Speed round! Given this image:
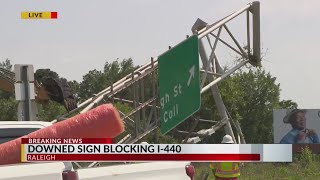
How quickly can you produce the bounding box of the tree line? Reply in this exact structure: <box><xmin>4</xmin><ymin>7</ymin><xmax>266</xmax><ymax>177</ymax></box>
<box><xmin>0</xmin><ymin>58</ymin><xmax>297</xmax><ymax>143</ymax></box>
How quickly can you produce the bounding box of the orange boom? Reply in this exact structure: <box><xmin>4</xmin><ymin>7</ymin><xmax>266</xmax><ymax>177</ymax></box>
<box><xmin>0</xmin><ymin>104</ymin><xmax>124</xmax><ymax>165</ymax></box>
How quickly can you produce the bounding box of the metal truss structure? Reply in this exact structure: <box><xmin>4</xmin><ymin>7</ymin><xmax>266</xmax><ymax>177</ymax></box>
<box><xmin>0</xmin><ymin>1</ymin><xmax>261</xmax><ymax>169</ymax></box>
<box><xmin>54</xmin><ymin>2</ymin><xmax>260</xmax><ymax>153</ymax></box>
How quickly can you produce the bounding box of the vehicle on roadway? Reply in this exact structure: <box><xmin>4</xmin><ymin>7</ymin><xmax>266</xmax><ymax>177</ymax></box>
<box><xmin>0</xmin><ymin>121</ymin><xmax>195</xmax><ymax>180</ymax></box>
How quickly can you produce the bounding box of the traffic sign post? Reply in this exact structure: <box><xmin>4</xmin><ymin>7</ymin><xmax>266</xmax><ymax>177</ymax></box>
<box><xmin>159</xmin><ymin>35</ymin><xmax>201</xmax><ymax>134</ymax></box>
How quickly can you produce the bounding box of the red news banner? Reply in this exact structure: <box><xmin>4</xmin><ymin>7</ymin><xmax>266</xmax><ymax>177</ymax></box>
<box><xmin>21</xmin><ymin>138</ymin><xmax>292</xmax><ymax>162</ymax></box>
<box><xmin>22</xmin><ymin>138</ymin><xmax>113</xmax><ymax>161</ymax></box>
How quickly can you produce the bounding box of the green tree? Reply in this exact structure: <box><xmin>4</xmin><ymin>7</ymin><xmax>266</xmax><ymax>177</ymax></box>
<box><xmin>104</xmin><ymin>58</ymin><xmax>135</xmax><ymax>81</ymax></box>
<box><xmin>114</xmin><ymin>102</ymin><xmax>132</xmax><ymax>116</ymax></box>
<box><xmin>68</xmin><ymin>80</ymin><xmax>80</xmax><ymax>101</ymax></box>
<box><xmin>0</xmin><ymin>59</ymin><xmax>70</xmax><ymax>121</ymax></box>
<box><xmin>0</xmin><ymin>98</ymin><xmax>18</xmax><ymax>120</ymax></box>
<box><xmin>0</xmin><ymin>59</ymin><xmax>18</xmax><ymax>120</ymax></box>
<box><xmin>0</xmin><ymin>58</ymin><xmax>13</xmax><ymax>70</ymax></box>
<box><xmin>104</xmin><ymin>60</ymin><xmax>121</xmax><ymax>82</ymax></box>
<box><xmin>198</xmin><ymin>67</ymin><xmax>297</xmax><ymax>143</ymax></box>
<box><xmin>79</xmin><ymin>69</ymin><xmax>107</xmax><ymax>100</ymax></box>
<box><xmin>0</xmin><ymin>59</ymin><xmax>14</xmax><ymax>99</ymax></box>
<box><xmin>279</xmin><ymin>100</ymin><xmax>297</xmax><ymax>109</ymax></box>
<box><xmin>78</xmin><ymin>58</ymin><xmax>136</xmax><ymax>101</ymax></box>
<box><xmin>141</xmin><ymin>128</ymin><xmax>179</xmax><ymax>144</ymax></box>
<box><xmin>34</xmin><ymin>68</ymin><xmax>59</xmax><ymax>82</ymax></box>
<box><xmin>37</xmin><ymin>101</ymin><xmax>66</xmax><ymax>122</ymax></box>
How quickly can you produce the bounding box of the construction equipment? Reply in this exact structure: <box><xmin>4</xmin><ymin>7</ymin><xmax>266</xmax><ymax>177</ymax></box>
<box><xmin>53</xmin><ymin>1</ymin><xmax>260</xmax><ymax>149</ymax></box>
<box><xmin>0</xmin><ymin>67</ymin><xmax>77</xmax><ymax>112</ymax></box>
<box><xmin>1</xmin><ymin>1</ymin><xmax>260</xmax><ymax>169</ymax></box>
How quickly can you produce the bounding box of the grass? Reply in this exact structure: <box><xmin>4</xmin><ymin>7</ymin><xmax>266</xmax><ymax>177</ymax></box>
<box><xmin>194</xmin><ymin>161</ymin><xmax>320</xmax><ymax>180</ymax></box>
<box><xmin>194</xmin><ymin>148</ymin><xmax>320</xmax><ymax>180</ymax></box>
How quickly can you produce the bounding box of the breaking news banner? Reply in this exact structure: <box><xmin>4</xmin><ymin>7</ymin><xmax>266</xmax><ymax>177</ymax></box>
<box><xmin>21</xmin><ymin>138</ymin><xmax>292</xmax><ymax>162</ymax></box>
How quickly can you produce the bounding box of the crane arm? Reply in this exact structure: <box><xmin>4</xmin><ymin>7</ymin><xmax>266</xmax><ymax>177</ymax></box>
<box><xmin>0</xmin><ymin>67</ymin><xmax>77</xmax><ymax>112</ymax></box>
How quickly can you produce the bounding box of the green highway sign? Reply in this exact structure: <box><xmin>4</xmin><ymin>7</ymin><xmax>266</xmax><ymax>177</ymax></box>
<box><xmin>159</xmin><ymin>34</ymin><xmax>201</xmax><ymax>134</ymax></box>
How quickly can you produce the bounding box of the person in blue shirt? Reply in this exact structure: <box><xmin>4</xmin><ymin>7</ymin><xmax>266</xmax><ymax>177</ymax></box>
<box><xmin>280</xmin><ymin>109</ymin><xmax>319</xmax><ymax>144</ymax></box>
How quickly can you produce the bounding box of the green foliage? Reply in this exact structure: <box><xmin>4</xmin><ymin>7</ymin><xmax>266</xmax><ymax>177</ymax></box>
<box><xmin>0</xmin><ymin>58</ymin><xmax>12</xmax><ymax>70</ymax></box>
<box><xmin>224</xmin><ymin>69</ymin><xmax>279</xmax><ymax>143</ymax></box>
<box><xmin>79</xmin><ymin>58</ymin><xmax>136</xmax><ymax>101</ymax></box>
<box><xmin>0</xmin><ymin>59</ymin><xmax>16</xmax><ymax>120</ymax></box>
<box><xmin>0</xmin><ymin>56</ymin><xmax>299</xmax><ymax>146</ymax></box>
<box><xmin>279</xmin><ymin>100</ymin><xmax>298</xmax><ymax>109</ymax></box>
<box><xmin>37</xmin><ymin>101</ymin><xmax>66</xmax><ymax>122</ymax></box>
<box><xmin>68</xmin><ymin>80</ymin><xmax>80</xmax><ymax>101</ymax></box>
<box><xmin>104</xmin><ymin>58</ymin><xmax>135</xmax><ymax>80</ymax></box>
<box><xmin>34</xmin><ymin>69</ymin><xmax>59</xmax><ymax>82</ymax></box>
<box><xmin>0</xmin><ymin>97</ymin><xmax>18</xmax><ymax>120</ymax></box>
<box><xmin>195</xmin><ymin>67</ymin><xmax>297</xmax><ymax>144</ymax></box>
<box><xmin>114</xmin><ymin>102</ymin><xmax>132</xmax><ymax>116</ymax></box>
<box><xmin>0</xmin><ymin>59</ymin><xmax>14</xmax><ymax>99</ymax></box>
<box><xmin>68</xmin><ymin>80</ymin><xmax>80</xmax><ymax>93</ymax></box>
<box><xmin>0</xmin><ymin>90</ymin><xmax>13</xmax><ymax>100</ymax></box>
<box><xmin>79</xmin><ymin>69</ymin><xmax>107</xmax><ymax>100</ymax></box>
<box><xmin>0</xmin><ymin>58</ymin><xmax>137</xmax><ymax>123</ymax></box>
<box><xmin>299</xmin><ymin>146</ymin><xmax>314</xmax><ymax>167</ymax></box>
<box><xmin>0</xmin><ymin>59</ymin><xmax>69</xmax><ymax>122</ymax></box>
<box><xmin>141</xmin><ymin>128</ymin><xmax>179</xmax><ymax>144</ymax></box>
<box><xmin>194</xmin><ymin>157</ymin><xmax>320</xmax><ymax>180</ymax></box>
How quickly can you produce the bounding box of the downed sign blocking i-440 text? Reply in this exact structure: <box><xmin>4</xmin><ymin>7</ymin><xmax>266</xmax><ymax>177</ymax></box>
<box><xmin>158</xmin><ymin>34</ymin><xmax>201</xmax><ymax>134</ymax></box>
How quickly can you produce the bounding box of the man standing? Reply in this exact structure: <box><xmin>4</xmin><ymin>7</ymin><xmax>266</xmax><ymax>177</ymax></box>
<box><xmin>209</xmin><ymin>135</ymin><xmax>241</xmax><ymax>180</ymax></box>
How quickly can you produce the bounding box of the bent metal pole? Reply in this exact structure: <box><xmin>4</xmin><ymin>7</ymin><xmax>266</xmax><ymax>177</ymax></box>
<box><xmin>200</xmin><ymin>60</ymin><xmax>249</xmax><ymax>94</ymax></box>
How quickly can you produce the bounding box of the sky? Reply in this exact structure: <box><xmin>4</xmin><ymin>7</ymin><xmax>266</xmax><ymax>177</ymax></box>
<box><xmin>0</xmin><ymin>0</ymin><xmax>319</xmax><ymax>108</ymax></box>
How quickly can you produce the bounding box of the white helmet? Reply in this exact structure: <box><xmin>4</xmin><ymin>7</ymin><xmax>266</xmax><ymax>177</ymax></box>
<box><xmin>140</xmin><ymin>142</ymin><xmax>149</xmax><ymax>144</ymax></box>
<box><xmin>221</xmin><ymin>135</ymin><xmax>234</xmax><ymax>144</ymax></box>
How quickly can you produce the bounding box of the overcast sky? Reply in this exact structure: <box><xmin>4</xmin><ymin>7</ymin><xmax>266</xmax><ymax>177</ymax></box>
<box><xmin>0</xmin><ymin>0</ymin><xmax>319</xmax><ymax>108</ymax></box>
